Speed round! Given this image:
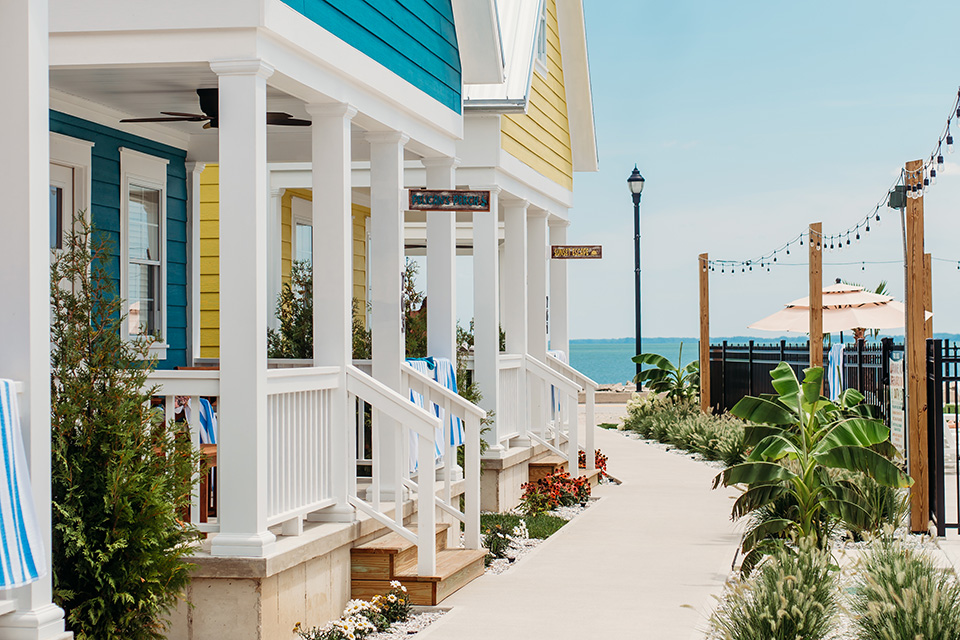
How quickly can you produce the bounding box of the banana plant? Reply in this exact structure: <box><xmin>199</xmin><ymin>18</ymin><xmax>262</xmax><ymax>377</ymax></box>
<box><xmin>632</xmin><ymin>342</ymin><xmax>700</xmax><ymax>400</ymax></box>
<box><xmin>713</xmin><ymin>362</ymin><xmax>912</xmax><ymax>572</ymax></box>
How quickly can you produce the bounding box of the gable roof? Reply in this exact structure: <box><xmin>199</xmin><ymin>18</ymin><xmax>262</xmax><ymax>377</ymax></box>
<box><xmin>463</xmin><ymin>0</ymin><xmax>597</xmax><ymax>172</ymax></box>
<box><xmin>452</xmin><ymin>0</ymin><xmax>506</xmax><ymax>84</ymax></box>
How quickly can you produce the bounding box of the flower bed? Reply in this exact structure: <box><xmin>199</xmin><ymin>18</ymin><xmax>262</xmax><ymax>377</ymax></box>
<box><xmin>294</xmin><ymin>582</ymin><xmax>416</xmax><ymax>640</ymax></box>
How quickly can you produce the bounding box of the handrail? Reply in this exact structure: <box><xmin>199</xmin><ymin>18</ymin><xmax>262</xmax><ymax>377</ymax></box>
<box><xmin>402</xmin><ymin>363</ymin><xmax>486</xmax><ymax>420</ymax></box>
<box><xmin>266</xmin><ymin>366</ymin><xmax>339</xmax><ymax>393</ymax></box>
<box><xmin>547</xmin><ymin>353</ymin><xmax>599</xmax><ymax>391</ymax></box>
<box><xmin>524</xmin><ymin>354</ymin><xmax>582</xmax><ymax>396</ymax></box>
<box><xmin>345</xmin><ymin>365</ymin><xmax>440</xmax><ymax>439</ymax></box>
<box><xmin>147</xmin><ymin>369</ymin><xmax>221</xmax><ymax>396</ymax></box>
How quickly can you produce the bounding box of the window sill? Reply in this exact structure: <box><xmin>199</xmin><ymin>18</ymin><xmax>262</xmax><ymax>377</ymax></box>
<box><xmin>534</xmin><ymin>58</ymin><xmax>548</xmax><ymax>79</ymax></box>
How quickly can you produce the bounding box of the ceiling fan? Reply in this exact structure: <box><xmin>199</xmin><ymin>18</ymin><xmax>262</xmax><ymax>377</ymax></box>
<box><xmin>120</xmin><ymin>88</ymin><xmax>311</xmax><ymax>128</ymax></box>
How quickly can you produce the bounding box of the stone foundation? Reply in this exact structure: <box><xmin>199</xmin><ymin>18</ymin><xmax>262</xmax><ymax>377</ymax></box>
<box><xmin>481</xmin><ymin>442</ymin><xmax>564</xmax><ymax>512</ymax></box>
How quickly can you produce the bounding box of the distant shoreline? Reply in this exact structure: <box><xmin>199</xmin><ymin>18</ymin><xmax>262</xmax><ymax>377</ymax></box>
<box><xmin>570</xmin><ymin>333</ymin><xmax>960</xmax><ymax>345</ymax></box>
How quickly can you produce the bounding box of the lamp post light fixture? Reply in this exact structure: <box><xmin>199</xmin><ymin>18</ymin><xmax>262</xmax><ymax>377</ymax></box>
<box><xmin>627</xmin><ymin>166</ymin><xmax>645</xmax><ymax>391</ymax></box>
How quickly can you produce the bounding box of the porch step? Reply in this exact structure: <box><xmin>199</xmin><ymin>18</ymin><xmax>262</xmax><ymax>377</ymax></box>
<box><xmin>528</xmin><ymin>455</ymin><xmax>568</xmax><ymax>483</ymax></box>
<box><xmin>351</xmin><ymin>523</ymin><xmax>450</xmax><ymax>580</ymax></box>
<box><xmin>353</xmin><ymin>549</ymin><xmax>487</xmax><ymax>606</ymax></box>
<box><xmin>578</xmin><ymin>467</ymin><xmax>602</xmax><ymax>488</ymax></box>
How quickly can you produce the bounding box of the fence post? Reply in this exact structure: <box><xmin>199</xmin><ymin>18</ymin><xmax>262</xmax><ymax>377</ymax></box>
<box><xmin>857</xmin><ymin>338</ymin><xmax>865</xmax><ymax>393</ymax></box>
<box><xmin>881</xmin><ymin>337</ymin><xmax>892</xmax><ymax>423</ymax></box>
<box><xmin>779</xmin><ymin>339</ymin><xmax>786</xmax><ymax>363</ymax></box>
<box><xmin>747</xmin><ymin>340</ymin><xmax>755</xmax><ymax>397</ymax></box>
<box><xmin>721</xmin><ymin>340</ymin><xmax>728</xmax><ymax>410</ymax></box>
<box><xmin>928</xmin><ymin>339</ymin><xmax>945</xmax><ymax>536</ymax></box>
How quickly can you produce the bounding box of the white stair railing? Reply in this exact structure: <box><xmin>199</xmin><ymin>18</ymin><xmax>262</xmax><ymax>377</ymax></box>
<box><xmin>401</xmin><ymin>364</ymin><xmax>484</xmax><ymax>550</ymax></box>
<box><xmin>523</xmin><ymin>355</ymin><xmax>582</xmax><ymax>475</ymax></box>
<box><xmin>345</xmin><ymin>365</ymin><xmax>440</xmax><ymax>576</ymax></box>
<box><xmin>547</xmin><ymin>354</ymin><xmax>599</xmax><ymax>472</ymax></box>
<box><xmin>496</xmin><ymin>354</ymin><xmax>524</xmax><ymax>446</ymax></box>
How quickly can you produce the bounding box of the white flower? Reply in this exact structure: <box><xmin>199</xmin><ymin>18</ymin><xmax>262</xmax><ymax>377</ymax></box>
<box><xmin>390</xmin><ymin>580</ymin><xmax>402</xmax><ymax>589</ymax></box>
<box><xmin>400</xmin><ymin>585</ymin><xmax>407</xmax><ymax>593</ymax></box>
<box><xmin>387</xmin><ymin>594</ymin><xmax>397</xmax><ymax>602</ymax></box>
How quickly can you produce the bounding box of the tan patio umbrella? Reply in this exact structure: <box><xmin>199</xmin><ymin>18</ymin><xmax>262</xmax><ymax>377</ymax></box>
<box><xmin>748</xmin><ymin>282</ymin><xmax>929</xmax><ymax>334</ymax></box>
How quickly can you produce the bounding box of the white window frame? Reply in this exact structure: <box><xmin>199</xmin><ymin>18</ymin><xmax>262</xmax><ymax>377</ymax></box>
<box><xmin>290</xmin><ymin>195</ymin><xmax>314</xmax><ymax>267</ymax></box>
<box><xmin>534</xmin><ymin>0</ymin><xmax>549</xmax><ymax>77</ymax></box>
<box><xmin>49</xmin><ymin>133</ymin><xmax>94</xmax><ymax>243</ymax></box>
<box><xmin>120</xmin><ymin>147</ymin><xmax>169</xmax><ymax>359</ymax></box>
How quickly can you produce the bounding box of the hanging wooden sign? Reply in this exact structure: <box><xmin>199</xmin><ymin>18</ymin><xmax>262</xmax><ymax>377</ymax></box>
<box><xmin>408</xmin><ymin>189</ymin><xmax>491</xmax><ymax>212</ymax></box>
<box><xmin>551</xmin><ymin>245</ymin><xmax>602</xmax><ymax>259</ymax></box>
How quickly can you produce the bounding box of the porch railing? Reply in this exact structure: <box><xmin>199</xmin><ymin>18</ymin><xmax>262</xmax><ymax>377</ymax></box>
<box><xmin>547</xmin><ymin>354</ymin><xmax>599</xmax><ymax>472</ymax></box>
<box><xmin>345</xmin><ymin>365</ymin><xmax>441</xmax><ymax>575</ymax></box>
<box><xmin>523</xmin><ymin>354</ymin><xmax>583</xmax><ymax>476</ymax></box>
<box><xmin>497</xmin><ymin>354</ymin><xmax>524</xmax><ymax>444</ymax></box>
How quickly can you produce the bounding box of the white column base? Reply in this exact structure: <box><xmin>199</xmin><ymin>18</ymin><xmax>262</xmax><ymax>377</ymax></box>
<box><xmin>209</xmin><ymin>531</ymin><xmax>277</xmax><ymax>558</ymax></box>
<box><xmin>307</xmin><ymin>503</ymin><xmax>356</xmax><ymax>524</ymax></box>
<box><xmin>0</xmin><ymin>604</ymin><xmax>69</xmax><ymax>640</ymax></box>
<box><xmin>509</xmin><ymin>436</ymin><xmax>533</xmax><ymax>449</ymax></box>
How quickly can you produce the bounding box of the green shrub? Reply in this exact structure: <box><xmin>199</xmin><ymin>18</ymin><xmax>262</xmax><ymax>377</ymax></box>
<box><xmin>832</xmin><ymin>470</ymin><xmax>909</xmax><ymax>539</ymax></box>
<box><xmin>50</xmin><ymin>215</ymin><xmax>202</xmax><ymax>640</ymax></box>
<box><xmin>480</xmin><ymin>513</ymin><xmax>567</xmax><ymax>540</ymax></box>
<box><xmin>709</xmin><ymin>538</ymin><xmax>836</xmax><ymax>640</ymax></box>
<box><xmin>851</xmin><ymin>535</ymin><xmax>960</xmax><ymax>639</ymax></box>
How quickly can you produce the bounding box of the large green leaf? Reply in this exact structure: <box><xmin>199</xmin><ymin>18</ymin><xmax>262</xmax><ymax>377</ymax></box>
<box><xmin>741</xmin><ymin>518</ymin><xmax>795</xmax><ymax>555</ymax></box>
<box><xmin>819</xmin><ymin>418</ymin><xmax>891</xmax><ymax>451</ymax></box>
<box><xmin>814</xmin><ymin>446</ymin><xmax>913</xmax><ymax>488</ymax></box>
<box><xmin>631</xmin><ymin>353</ymin><xmax>675</xmax><ymax>371</ymax></box>
<box><xmin>713</xmin><ymin>461</ymin><xmax>797</xmax><ymax>489</ymax></box>
<box><xmin>743</xmin><ymin>424</ymin><xmax>786</xmax><ymax>448</ymax></box>
<box><xmin>731</xmin><ymin>396</ymin><xmax>796</xmax><ymax>426</ymax></box>
<box><xmin>747</xmin><ymin>434</ymin><xmax>798</xmax><ymax>462</ymax></box>
<box><xmin>731</xmin><ymin>483</ymin><xmax>787</xmax><ymax>519</ymax></box>
<box><xmin>838</xmin><ymin>388</ymin><xmax>865</xmax><ymax>409</ymax></box>
<box><xmin>801</xmin><ymin>367</ymin><xmax>825</xmax><ymax>408</ymax></box>
<box><xmin>769</xmin><ymin>362</ymin><xmax>801</xmax><ymax>397</ymax></box>
<box><xmin>682</xmin><ymin>360</ymin><xmax>700</xmax><ymax>375</ymax></box>
<box><xmin>633</xmin><ymin>369</ymin><xmax>670</xmax><ymax>385</ymax></box>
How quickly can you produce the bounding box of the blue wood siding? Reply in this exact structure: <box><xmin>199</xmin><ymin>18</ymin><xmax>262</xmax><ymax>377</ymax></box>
<box><xmin>49</xmin><ymin>111</ymin><xmax>190</xmax><ymax>369</ymax></box>
<box><xmin>280</xmin><ymin>0</ymin><xmax>461</xmax><ymax>113</ymax></box>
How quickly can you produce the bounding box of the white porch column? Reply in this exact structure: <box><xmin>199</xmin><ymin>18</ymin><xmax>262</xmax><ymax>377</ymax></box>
<box><xmin>209</xmin><ymin>59</ymin><xmax>276</xmax><ymax>557</ymax></box>
<box><xmin>267</xmin><ymin>187</ymin><xmax>284</xmax><ymax>330</ymax></box>
<box><xmin>501</xmin><ymin>198</ymin><xmax>529</xmax><ymax>444</ymax></box>
<box><xmin>527</xmin><ymin>209</ymin><xmax>549</xmax><ymax>359</ymax></box>
<box><xmin>308</xmin><ymin>103</ymin><xmax>357</xmax><ymax>523</ymax></box>
<box><xmin>549</xmin><ymin>219</ymin><xmax>570</xmax><ymax>356</ymax></box>
<box><xmin>473</xmin><ymin>186</ymin><xmax>501</xmax><ymax>451</ymax></box>
<box><xmin>0</xmin><ymin>1</ymin><xmax>68</xmax><ymax>637</ymax></box>
<box><xmin>187</xmin><ymin>162</ymin><xmax>205</xmax><ymax>364</ymax></box>
<box><xmin>368</xmin><ymin>131</ymin><xmax>408</xmax><ymax>496</ymax></box>
<box><xmin>423</xmin><ymin>157</ymin><xmax>458</xmax><ymax>362</ymax></box>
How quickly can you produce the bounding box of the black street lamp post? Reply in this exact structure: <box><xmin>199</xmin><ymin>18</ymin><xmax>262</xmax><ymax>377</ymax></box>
<box><xmin>627</xmin><ymin>166</ymin><xmax>645</xmax><ymax>391</ymax></box>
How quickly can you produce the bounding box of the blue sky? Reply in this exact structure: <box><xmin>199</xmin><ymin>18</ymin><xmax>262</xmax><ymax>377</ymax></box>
<box><xmin>567</xmin><ymin>0</ymin><xmax>960</xmax><ymax>339</ymax></box>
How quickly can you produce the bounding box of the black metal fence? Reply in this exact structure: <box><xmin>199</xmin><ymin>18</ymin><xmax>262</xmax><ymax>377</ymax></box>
<box><xmin>927</xmin><ymin>339</ymin><xmax>960</xmax><ymax>535</ymax></box>
<box><xmin>709</xmin><ymin>338</ymin><xmax>900</xmax><ymax>419</ymax></box>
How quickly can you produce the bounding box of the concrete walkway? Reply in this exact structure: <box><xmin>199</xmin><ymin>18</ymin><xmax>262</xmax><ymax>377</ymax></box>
<box><xmin>417</xmin><ymin>405</ymin><xmax>742</xmax><ymax>640</ymax></box>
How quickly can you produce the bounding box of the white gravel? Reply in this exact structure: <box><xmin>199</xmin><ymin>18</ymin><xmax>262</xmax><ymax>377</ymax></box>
<box><xmin>366</xmin><ymin>609</ymin><xmax>446</xmax><ymax>639</ymax></box>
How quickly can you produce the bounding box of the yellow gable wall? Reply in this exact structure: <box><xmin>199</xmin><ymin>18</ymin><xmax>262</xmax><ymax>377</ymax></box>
<box><xmin>197</xmin><ymin>165</ymin><xmax>370</xmax><ymax>357</ymax></box>
<box><xmin>501</xmin><ymin>0</ymin><xmax>574</xmax><ymax>190</ymax></box>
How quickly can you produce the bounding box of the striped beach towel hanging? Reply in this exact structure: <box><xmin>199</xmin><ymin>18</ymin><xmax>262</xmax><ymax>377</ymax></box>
<box><xmin>827</xmin><ymin>343</ymin><xmax>845</xmax><ymax>401</ymax></box>
<box><xmin>0</xmin><ymin>380</ymin><xmax>45</xmax><ymax>588</ymax></box>
<box><xmin>432</xmin><ymin>358</ymin><xmax>465</xmax><ymax>447</ymax></box>
<box><xmin>404</xmin><ymin>360</ymin><xmax>444</xmax><ymax>471</ymax></box>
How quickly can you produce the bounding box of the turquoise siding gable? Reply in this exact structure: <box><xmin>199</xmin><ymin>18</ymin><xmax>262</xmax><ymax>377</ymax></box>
<box><xmin>49</xmin><ymin>111</ymin><xmax>189</xmax><ymax>370</ymax></box>
<box><xmin>280</xmin><ymin>0</ymin><xmax>462</xmax><ymax>113</ymax></box>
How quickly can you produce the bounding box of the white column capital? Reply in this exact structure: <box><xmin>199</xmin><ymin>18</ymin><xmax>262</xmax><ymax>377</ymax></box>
<box><xmin>548</xmin><ymin>217</ymin><xmax>571</xmax><ymax>228</ymax></box>
<box><xmin>527</xmin><ymin>207</ymin><xmax>549</xmax><ymax>219</ymax></box>
<box><xmin>501</xmin><ymin>196</ymin><xmax>529</xmax><ymax>210</ymax></box>
<box><xmin>210</xmin><ymin>58</ymin><xmax>275</xmax><ymax>79</ymax></box>
<box><xmin>472</xmin><ymin>184</ymin><xmax>502</xmax><ymax>196</ymax></box>
<box><xmin>306</xmin><ymin>102</ymin><xmax>358</xmax><ymax>120</ymax></box>
<box><xmin>421</xmin><ymin>156</ymin><xmax>460</xmax><ymax>170</ymax></box>
<box><xmin>270</xmin><ymin>187</ymin><xmax>284</xmax><ymax>198</ymax></box>
<box><xmin>186</xmin><ymin>161</ymin><xmax>206</xmax><ymax>176</ymax></box>
<box><xmin>366</xmin><ymin>130</ymin><xmax>409</xmax><ymax>146</ymax></box>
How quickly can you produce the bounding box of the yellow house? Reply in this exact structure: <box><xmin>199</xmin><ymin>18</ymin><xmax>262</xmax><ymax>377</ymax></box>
<box><xmin>197</xmin><ymin>166</ymin><xmax>370</xmax><ymax>357</ymax></box>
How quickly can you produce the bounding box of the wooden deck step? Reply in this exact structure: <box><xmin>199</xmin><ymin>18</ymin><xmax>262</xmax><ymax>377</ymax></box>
<box><xmin>351</xmin><ymin>523</ymin><xmax>449</xmax><ymax>581</ymax></box>
<box><xmin>578</xmin><ymin>467</ymin><xmax>602</xmax><ymax>488</ymax></box>
<box><xmin>529</xmin><ymin>455</ymin><xmax>568</xmax><ymax>483</ymax></box>
<box><xmin>353</xmin><ymin>549</ymin><xmax>487</xmax><ymax>606</ymax></box>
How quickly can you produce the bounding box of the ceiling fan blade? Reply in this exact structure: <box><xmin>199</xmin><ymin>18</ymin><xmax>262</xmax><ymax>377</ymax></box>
<box><xmin>202</xmin><ymin>121</ymin><xmax>215</xmax><ymax>130</ymax></box>
<box><xmin>267</xmin><ymin>112</ymin><xmax>312</xmax><ymax>126</ymax></box>
<box><xmin>120</xmin><ymin>116</ymin><xmax>202</xmax><ymax>123</ymax></box>
<box><xmin>160</xmin><ymin>112</ymin><xmax>209</xmax><ymax>119</ymax></box>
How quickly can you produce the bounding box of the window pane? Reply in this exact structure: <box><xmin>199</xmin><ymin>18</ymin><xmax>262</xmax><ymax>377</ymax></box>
<box><xmin>296</xmin><ymin>223</ymin><xmax>313</xmax><ymax>265</ymax></box>
<box><xmin>129</xmin><ymin>184</ymin><xmax>161</xmax><ymax>262</ymax></box>
<box><xmin>128</xmin><ymin>263</ymin><xmax>159</xmax><ymax>338</ymax></box>
<box><xmin>50</xmin><ymin>186</ymin><xmax>63</xmax><ymax>250</ymax></box>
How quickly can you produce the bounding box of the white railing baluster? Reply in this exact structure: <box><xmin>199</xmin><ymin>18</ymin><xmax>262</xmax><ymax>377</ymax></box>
<box><xmin>371</xmin><ymin>408</ymin><xmax>381</xmax><ymax>513</ymax></box>
<box><xmin>347</xmin><ymin>393</ymin><xmax>358</xmax><ymax>499</ymax></box>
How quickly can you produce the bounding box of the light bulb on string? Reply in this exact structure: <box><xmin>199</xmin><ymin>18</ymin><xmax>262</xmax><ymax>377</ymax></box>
<box><xmin>948</xmin><ymin>128</ymin><xmax>954</xmax><ymax>153</ymax></box>
<box><xmin>939</xmin><ymin>153</ymin><xmax>945</xmax><ymax>171</ymax></box>
<box><xmin>866</xmin><ymin>220</ymin><xmax>871</xmax><ymax>232</ymax></box>
<box><xmin>800</xmin><ymin>237</ymin><xmax>804</xmax><ymax>246</ymax></box>
<box><xmin>924</xmin><ymin>177</ymin><xmax>930</xmax><ymax>188</ymax></box>
<box><xmin>846</xmin><ymin>234</ymin><xmax>851</xmax><ymax>246</ymax></box>
<box><xmin>931</xmin><ymin>168</ymin><xmax>938</xmax><ymax>185</ymax></box>
<box><xmin>856</xmin><ymin>229</ymin><xmax>860</xmax><ymax>241</ymax></box>
<box><xmin>861</xmin><ymin>262</ymin><xmax>865</xmax><ymax>271</ymax></box>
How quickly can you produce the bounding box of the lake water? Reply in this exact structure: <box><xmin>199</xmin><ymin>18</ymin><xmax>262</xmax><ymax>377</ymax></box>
<box><xmin>568</xmin><ymin>340</ymin><xmax>700</xmax><ymax>385</ymax></box>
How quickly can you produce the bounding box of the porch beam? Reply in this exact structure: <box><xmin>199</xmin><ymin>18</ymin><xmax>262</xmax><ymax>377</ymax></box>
<box><xmin>209</xmin><ymin>59</ymin><xmax>276</xmax><ymax>557</ymax></box>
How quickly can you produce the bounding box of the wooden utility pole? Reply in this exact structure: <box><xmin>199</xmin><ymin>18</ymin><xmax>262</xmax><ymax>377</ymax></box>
<box><xmin>809</xmin><ymin>222</ymin><xmax>823</xmax><ymax>370</ymax></box>
<box><xmin>905</xmin><ymin>158</ymin><xmax>929</xmax><ymax>533</ymax></box>
<box><xmin>699</xmin><ymin>253</ymin><xmax>711</xmax><ymax>413</ymax></box>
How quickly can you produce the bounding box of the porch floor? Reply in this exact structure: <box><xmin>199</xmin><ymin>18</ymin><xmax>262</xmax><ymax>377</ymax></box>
<box><xmin>413</xmin><ymin>404</ymin><xmax>743</xmax><ymax>640</ymax></box>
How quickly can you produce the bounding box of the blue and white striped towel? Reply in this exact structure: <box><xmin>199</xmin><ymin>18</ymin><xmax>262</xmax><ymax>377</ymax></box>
<box><xmin>405</xmin><ymin>360</ymin><xmax>444</xmax><ymax>471</ymax></box>
<box><xmin>827</xmin><ymin>343</ymin><xmax>845</xmax><ymax>401</ymax></box>
<box><xmin>199</xmin><ymin>398</ymin><xmax>218</xmax><ymax>445</ymax></box>
<box><xmin>548</xmin><ymin>350</ymin><xmax>567</xmax><ymax>417</ymax></box>
<box><xmin>432</xmin><ymin>358</ymin><xmax>464</xmax><ymax>447</ymax></box>
<box><xmin>0</xmin><ymin>380</ymin><xmax>44</xmax><ymax>588</ymax></box>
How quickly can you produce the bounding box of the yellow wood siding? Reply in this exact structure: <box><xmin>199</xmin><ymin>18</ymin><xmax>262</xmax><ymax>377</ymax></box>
<box><xmin>198</xmin><ymin>164</ymin><xmax>220</xmax><ymax>357</ymax></box>
<box><xmin>198</xmin><ymin>178</ymin><xmax>370</xmax><ymax>355</ymax></box>
<box><xmin>501</xmin><ymin>0</ymin><xmax>573</xmax><ymax>190</ymax></box>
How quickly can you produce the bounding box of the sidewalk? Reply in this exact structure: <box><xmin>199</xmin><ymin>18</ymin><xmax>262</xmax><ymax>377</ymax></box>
<box><xmin>416</xmin><ymin>405</ymin><xmax>742</xmax><ymax>640</ymax></box>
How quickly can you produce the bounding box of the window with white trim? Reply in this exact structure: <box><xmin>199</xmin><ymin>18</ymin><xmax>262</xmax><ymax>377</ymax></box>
<box><xmin>120</xmin><ymin>148</ymin><xmax>169</xmax><ymax>356</ymax></box>
<box><xmin>535</xmin><ymin>1</ymin><xmax>548</xmax><ymax>74</ymax></box>
<box><xmin>291</xmin><ymin>195</ymin><xmax>313</xmax><ymax>267</ymax></box>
